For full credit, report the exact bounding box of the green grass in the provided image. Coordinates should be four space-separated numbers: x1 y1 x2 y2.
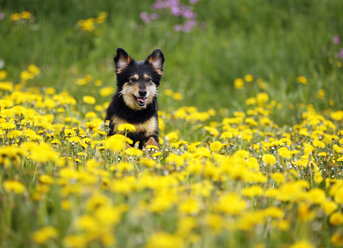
1 0 343 121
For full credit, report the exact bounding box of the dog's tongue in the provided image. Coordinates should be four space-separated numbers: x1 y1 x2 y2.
138 98 147 104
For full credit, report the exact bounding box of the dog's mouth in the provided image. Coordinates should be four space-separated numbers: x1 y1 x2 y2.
134 95 148 107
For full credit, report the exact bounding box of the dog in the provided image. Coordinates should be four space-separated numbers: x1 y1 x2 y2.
105 48 164 150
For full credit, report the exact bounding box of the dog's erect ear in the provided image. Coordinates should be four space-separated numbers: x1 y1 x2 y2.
145 49 164 75
114 48 134 74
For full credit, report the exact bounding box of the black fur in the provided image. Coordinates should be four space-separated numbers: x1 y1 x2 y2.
105 48 164 149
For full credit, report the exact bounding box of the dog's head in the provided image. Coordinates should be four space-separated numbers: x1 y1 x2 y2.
114 48 164 110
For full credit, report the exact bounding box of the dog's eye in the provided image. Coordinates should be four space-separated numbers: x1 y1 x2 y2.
130 78 138 83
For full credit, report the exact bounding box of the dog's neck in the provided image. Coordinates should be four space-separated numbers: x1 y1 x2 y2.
112 93 158 124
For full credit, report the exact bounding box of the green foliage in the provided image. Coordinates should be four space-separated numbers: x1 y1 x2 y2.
0 0 343 121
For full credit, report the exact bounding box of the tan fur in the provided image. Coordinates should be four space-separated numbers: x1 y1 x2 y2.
148 57 163 75
120 82 157 110
111 115 157 137
130 74 139 81
143 74 152 80
116 55 132 74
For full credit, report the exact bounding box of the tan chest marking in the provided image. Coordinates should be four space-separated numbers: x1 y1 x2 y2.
111 115 157 136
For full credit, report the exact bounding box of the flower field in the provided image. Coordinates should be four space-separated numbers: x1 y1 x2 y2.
1 1 343 247
1 66 343 248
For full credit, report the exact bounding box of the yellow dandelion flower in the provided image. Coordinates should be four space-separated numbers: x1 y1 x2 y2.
32 226 57 244
244 74 254 82
28 64 40 75
290 240 314 248
0 70 7 80
100 86 115 97
20 70 34 81
146 232 183 248
331 233 343 246
3 180 26 194
297 76 308 85
330 212 343 226
256 92 269 106
210 141 222 152
262 154 276 166
118 123 136 132
234 78 244 89
172 92 183 100
83 95 96 104
125 147 143 156
164 89 173 96
21 11 32 19
216 193 247 215
10 13 21 21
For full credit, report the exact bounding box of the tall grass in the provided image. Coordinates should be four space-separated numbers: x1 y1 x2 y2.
0 0 342 119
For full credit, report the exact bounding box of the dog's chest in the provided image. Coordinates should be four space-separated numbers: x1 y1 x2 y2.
111 115 157 136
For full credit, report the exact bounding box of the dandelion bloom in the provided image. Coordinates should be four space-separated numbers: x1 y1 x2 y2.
289 241 314 248
146 232 183 248
297 76 308 85
234 78 244 89
3 180 26 194
210 141 222 152
32 226 58 244
83 96 96 104
262 154 276 166
118 123 136 133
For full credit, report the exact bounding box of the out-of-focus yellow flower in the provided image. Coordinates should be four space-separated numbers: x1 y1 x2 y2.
210 141 222 152
125 147 143 157
262 154 276 166
331 233 343 246
330 212 343 226
10 13 21 21
104 134 132 152
290 240 314 248
316 89 325 99
21 11 32 19
256 92 269 106
63 235 86 248
164 89 173 96
297 76 308 85
172 92 183 100
3 180 26 194
100 87 115 97
118 123 136 132
246 97 256 105
179 198 200 215
145 232 183 248
78 18 95 32
0 70 7 80
20 70 34 81
244 74 253 82
83 96 96 104
32 226 58 244
216 193 247 215
96 12 108 24
234 78 244 89
28 65 40 75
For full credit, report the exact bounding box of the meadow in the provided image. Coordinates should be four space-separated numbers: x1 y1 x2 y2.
0 0 343 247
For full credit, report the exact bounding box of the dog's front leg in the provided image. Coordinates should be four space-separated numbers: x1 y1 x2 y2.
144 137 160 158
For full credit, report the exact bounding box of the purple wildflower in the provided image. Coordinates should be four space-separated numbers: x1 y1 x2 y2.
333 36 340 44
174 24 183 32
140 12 150 24
183 20 197 32
189 0 199 4
339 48 343 58
0 13 4 20
150 13 159 20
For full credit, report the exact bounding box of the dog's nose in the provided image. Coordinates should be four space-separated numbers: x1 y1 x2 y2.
139 89 147 97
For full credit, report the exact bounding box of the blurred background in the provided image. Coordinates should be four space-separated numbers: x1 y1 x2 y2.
0 0 342 124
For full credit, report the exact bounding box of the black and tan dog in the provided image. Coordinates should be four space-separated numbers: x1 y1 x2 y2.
105 48 164 149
